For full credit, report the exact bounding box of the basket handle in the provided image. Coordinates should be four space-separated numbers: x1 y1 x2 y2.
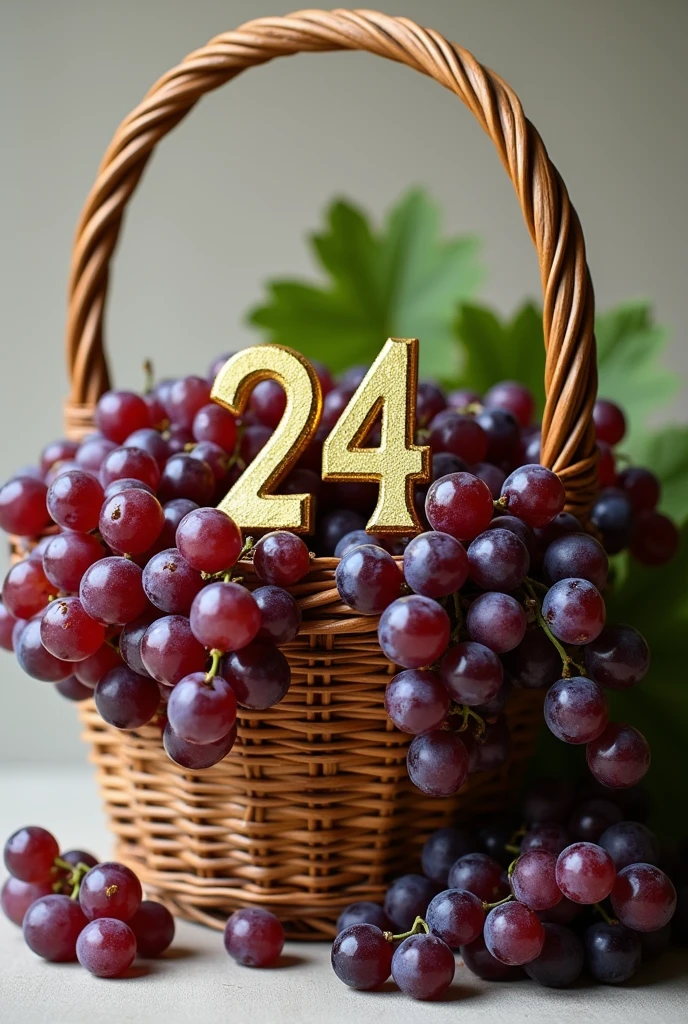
65 8 598 514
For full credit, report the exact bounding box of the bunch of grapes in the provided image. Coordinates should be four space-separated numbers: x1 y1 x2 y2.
331 776 686 998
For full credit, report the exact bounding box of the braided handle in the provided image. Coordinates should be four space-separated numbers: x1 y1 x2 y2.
65 8 598 513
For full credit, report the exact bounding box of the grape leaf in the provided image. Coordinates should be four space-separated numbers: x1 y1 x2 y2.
247 190 484 379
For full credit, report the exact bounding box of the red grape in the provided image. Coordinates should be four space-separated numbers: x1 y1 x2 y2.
336 902 391 934
416 381 446 427
253 531 311 587
23 894 87 962
2 558 52 619
484 901 544 965
467 528 530 591
100 445 160 491
610 863 676 932
0 476 51 536
331 923 392 990
80 557 149 625
176 507 242 575
142 548 204 615
426 888 484 947
1 876 54 926
544 676 609 744
460 934 523 981
163 721 236 769
159 453 215 505
466 592 527 653
403 531 468 598
511 850 562 911
484 380 535 428
586 723 651 789
141 615 207 686
192 403 238 450
124 427 169 469
76 435 118 473
542 578 606 645
249 379 287 429
128 900 175 957
76 917 137 977
253 585 301 646
224 907 284 967
617 466 660 512
407 731 469 796
384 669 449 735
42 531 105 592
16 618 73 682
440 641 503 707
378 595 450 670
501 465 566 529
55 675 94 701
429 410 488 463
425 472 494 541
593 399 626 446
47 469 104 533
190 582 261 652
4 825 59 882
167 671 237 744
40 597 106 662
74 642 122 688
166 376 212 429
335 544 401 615
555 842 616 904
95 390 150 443
99 488 164 555
79 861 142 922
630 510 680 566
391 932 455 1000
95 665 161 729
448 853 507 903
221 641 291 710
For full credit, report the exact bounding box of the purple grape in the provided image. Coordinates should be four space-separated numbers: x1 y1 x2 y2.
163 722 236 769
79 862 142 922
466 592 527 653
129 900 175 957
584 624 651 690
543 533 608 590
584 921 641 983
403 531 469 598
523 923 584 988
599 821 660 870
22 894 87 962
253 586 302 646
224 907 284 967
447 853 507 903
407 730 470 796
426 888 484 947
384 874 436 931
384 669 449 735
331 923 392 990
467 528 530 592
336 901 391 934
335 544 402 615
77 918 137 977
544 676 609 744
542 578 606 645
421 828 480 886
440 641 503 706
391 932 455 1000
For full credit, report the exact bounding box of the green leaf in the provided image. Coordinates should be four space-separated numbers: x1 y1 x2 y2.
248 190 484 377
626 425 688 525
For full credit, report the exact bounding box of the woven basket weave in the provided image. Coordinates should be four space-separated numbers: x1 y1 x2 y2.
57 9 598 938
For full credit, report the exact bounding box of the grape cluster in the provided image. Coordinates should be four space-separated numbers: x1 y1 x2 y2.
331 776 685 998
1 824 175 976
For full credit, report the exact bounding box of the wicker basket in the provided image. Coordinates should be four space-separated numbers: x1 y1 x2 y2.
56 10 599 939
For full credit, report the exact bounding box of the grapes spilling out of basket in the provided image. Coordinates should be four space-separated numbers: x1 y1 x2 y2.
332 776 687 998
0 357 679 777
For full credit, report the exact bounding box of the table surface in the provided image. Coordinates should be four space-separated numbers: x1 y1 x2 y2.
0 766 686 1024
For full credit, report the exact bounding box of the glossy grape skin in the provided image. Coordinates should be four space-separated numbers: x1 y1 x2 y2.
220 641 290 710
511 850 562 911
537 896 582 926
610 863 677 932
467 528 530 592
555 842 616 904
484 902 545 965
599 821 660 870
617 466 660 512
523 923 584 988
167 671 236 744
3 558 53 619
76 435 118 473
336 902 391 934
95 390 150 443
316 509 365 555
141 615 207 686
384 874 436 931
128 900 175 957
521 824 570 858
252 532 311 588
119 611 160 676
40 597 106 662
248 378 286 429
100 445 160 491
475 408 520 463
584 921 641 984
544 676 609 745
23 894 87 962
192 402 238 450
55 675 94 702
163 722 236 769
79 862 142 922
522 778 576 826
473 462 507 500
425 472 494 541
407 730 469 796
590 489 635 554
501 465 566 528
76 917 137 977
630 510 680 566
584 624 651 690
416 381 447 427
224 907 284 967
74 642 123 688
42 531 104 593
80 557 149 626
473 674 514 717
504 629 561 690
4 825 59 882
543 533 609 590
391 932 455 1000
586 723 651 789
142 548 204 615
567 799 623 843
0 475 51 536
402 531 469 598
189 582 261 652
99 488 165 556
466 593 527 653
335 545 401 615
333 529 379 558
484 380 535 428
16 618 73 682
47 469 104 533
440 641 503 707
378 595 450 670
429 410 488 463
165 376 212 429
426 888 484 947
331 923 392 990
158 453 215 505
94 665 161 730
542 578 606 645
40 438 80 473
421 828 480 887
448 853 508 903
384 669 449 735
1 876 53 926
460 934 523 981
175 507 242 575
123 427 169 469
593 398 626 446
253 586 302 646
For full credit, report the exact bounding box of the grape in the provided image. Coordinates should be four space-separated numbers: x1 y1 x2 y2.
175 507 242 575
416 381 446 427
119 611 160 676
253 585 301 646
79 861 142 922
521 824 570 857
407 730 469 796
1 876 53 926
460 934 523 981
253 531 311 587
597 441 617 487
590 488 635 554
40 438 80 473
336 902 390 934
543 533 609 590
16 618 73 682
248 379 286 429
425 472 494 541
421 828 480 886
618 466 660 512
510 850 562 910
567 799 623 842
22 894 87 962
334 530 380 558
523 922 584 988
3 558 52 619
402 531 469 598
95 665 161 729
208 352 234 380
466 593 526 653
384 669 449 735
586 723 651 789
141 615 207 686
167 671 236 743
100 445 160 491
467 528 530 591
472 462 507 499
440 641 503 706
599 821 660 870
593 398 626 446
159 453 215 505
484 901 545 965
190 582 261 652
331 923 392 990
426 888 484 947
166 376 212 429
429 410 488 463
163 722 236 769
484 380 535 428
76 435 117 473
126 900 175 958
42 531 104 592
384 874 436 931
57 849 99 877
391 932 455 1000
475 408 520 463
80 557 149 625
27 535 54 563
74 642 122 688
555 842 616 903
503 628 561 689
4 825 59 882
103 477 155 500
544 676 609 745
335 545 401 615
315 509 365 555
631 510 680 566
537 896 582 925
56 675 94 701
447 853 507 903
501 465 566 529
522 778 576 825
222 642 291 710
431 452 467 481
377 596 450 669
95 390 150 443
477 819 515 867
533 511 583 551
472 673 513 716
0 476 51 536
188 441 230 486
124 427 169 469
40 597 106 662
240 424 272 465
584 921 641 984
611 863 676 932
542 578 606 645
76 917 137 977
224 907 284 967
584 624 650 690
46 469 104 533
192 403 238 451
142 548 204 615
446 387 480 409
468 717 511 772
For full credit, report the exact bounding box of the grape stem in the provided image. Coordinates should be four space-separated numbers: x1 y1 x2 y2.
383 916 430 943
52 857 93 900
593 902 619 926
493 496 509 511
482 894 513 912
143 358 154 394
504 825 527 857
202 538 255 584
449 702 486 738
205 649 223 683
523 579 585 678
